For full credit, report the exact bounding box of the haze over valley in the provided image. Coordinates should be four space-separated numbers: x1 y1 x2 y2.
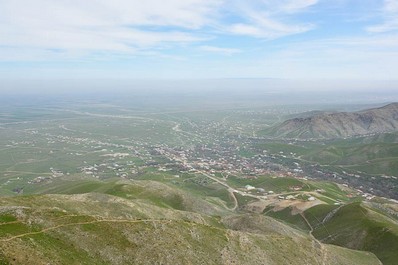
1 0 398 264
0 85 397 264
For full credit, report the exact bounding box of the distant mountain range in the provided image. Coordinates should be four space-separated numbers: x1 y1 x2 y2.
266 103 398 139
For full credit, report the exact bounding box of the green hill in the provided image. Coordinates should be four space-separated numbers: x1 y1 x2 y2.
0 186 382 265
305 202 398 265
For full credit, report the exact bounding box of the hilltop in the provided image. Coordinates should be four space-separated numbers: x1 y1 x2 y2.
265 103 398 139
0 189 382 265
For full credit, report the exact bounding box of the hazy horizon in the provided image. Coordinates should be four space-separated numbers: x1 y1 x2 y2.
1 79 398 108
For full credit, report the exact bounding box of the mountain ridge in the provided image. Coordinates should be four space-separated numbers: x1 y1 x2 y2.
266 103 398 139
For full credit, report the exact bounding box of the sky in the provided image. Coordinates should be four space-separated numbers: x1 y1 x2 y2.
0 0 398 80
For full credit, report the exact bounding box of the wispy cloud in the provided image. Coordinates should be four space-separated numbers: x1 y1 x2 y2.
367 0 398 33
0 0 220 57
0 0 320 61
0 0 397 81
274 0 319 14
224 0 318 38
199 45 241 55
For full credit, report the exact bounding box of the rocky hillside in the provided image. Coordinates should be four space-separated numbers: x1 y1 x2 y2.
266 103 398 139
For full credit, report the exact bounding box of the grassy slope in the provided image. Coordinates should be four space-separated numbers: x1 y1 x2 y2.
0 193 381 265
266 207 310 231
31 178 229 217
256 133 398 176
308 202 398 265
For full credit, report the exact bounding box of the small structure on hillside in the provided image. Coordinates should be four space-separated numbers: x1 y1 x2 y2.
245 185 256 191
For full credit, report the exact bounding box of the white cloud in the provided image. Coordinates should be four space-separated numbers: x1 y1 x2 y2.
0 0 319 61
199 45 241 55
224 0 317 38
0 0 221 58
367 21 398 33
367 0 398 33
384 0 398 13
277 0 319 14
0 0 327 64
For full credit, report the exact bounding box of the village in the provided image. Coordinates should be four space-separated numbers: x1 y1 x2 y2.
1 111 389 207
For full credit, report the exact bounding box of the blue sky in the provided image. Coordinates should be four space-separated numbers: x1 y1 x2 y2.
0 0 398 80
